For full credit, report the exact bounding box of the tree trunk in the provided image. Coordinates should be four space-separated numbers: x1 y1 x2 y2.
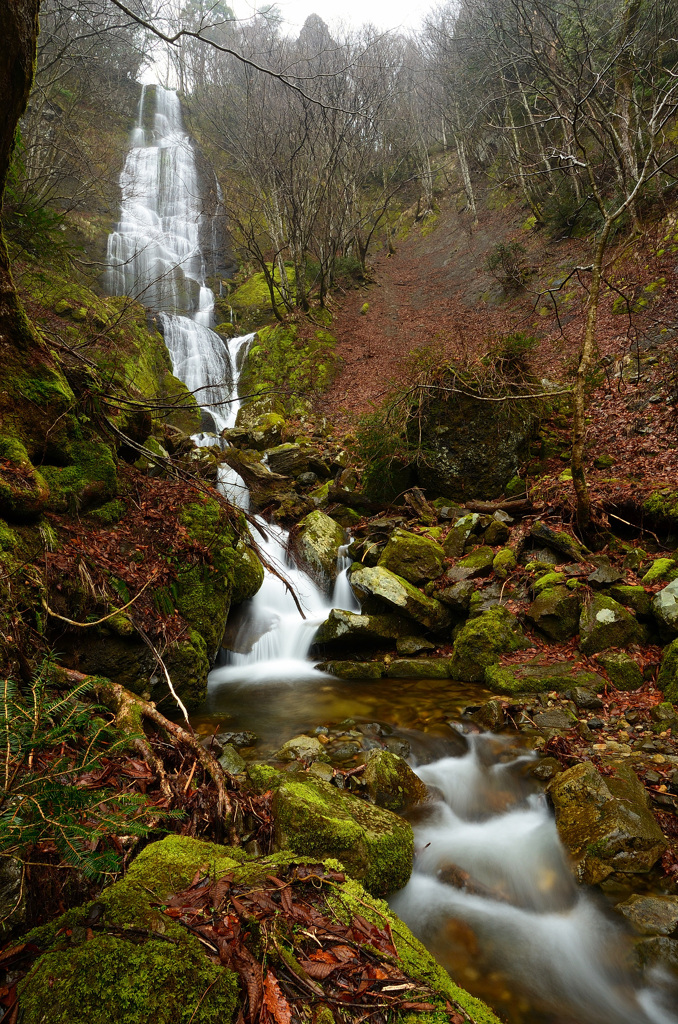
0 0 40 357
571 222 612 533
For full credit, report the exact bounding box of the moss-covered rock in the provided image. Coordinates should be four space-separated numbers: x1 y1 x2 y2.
579 594 642 654
608 584 652 619
0 436 50 520
442 514 480 558
526 586 580 641
378 528 445 584
316 660 385 679
532 572 566 595
238 322 338 416
529 521 589 563
385 658 451 679
642 558 678 585
295 509 345 581
455 546 495 577
547 762 666 885
492 547 516 578
313 609 417 647
657 638 678 702
18 836 244 1024
350 566 451 631
41 437 117 514
652 579 678 638
362 749 429 813
595 652 644 691
271 776 413 896
450 606 529 682
484 658 605 695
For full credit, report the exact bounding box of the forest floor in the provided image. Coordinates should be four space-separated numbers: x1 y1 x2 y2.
321 191 678 507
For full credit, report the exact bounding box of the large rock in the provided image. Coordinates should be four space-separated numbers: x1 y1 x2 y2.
349 565 451 631
275 734 330 763
313 609 415 647
317 660 384 679
595 651 644 691
362 749 429 812
450 606 529 682
579 594 642 654
434 578 475 614
485 658 605 695
652 579 678 638
616 895 678 936
384 658 451 679
529 522 589 563
443 514 480 557
412 385 539 500
547 762 666 885
266 443 308 476
525 586 580 641
377 528 445 584
272 776 414 896
657 638 678 702
295 509 345 581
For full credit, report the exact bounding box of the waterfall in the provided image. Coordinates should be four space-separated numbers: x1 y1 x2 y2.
108 83 357 686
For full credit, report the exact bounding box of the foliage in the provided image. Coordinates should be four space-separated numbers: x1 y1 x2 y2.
485 242 529 289
0 666 179 882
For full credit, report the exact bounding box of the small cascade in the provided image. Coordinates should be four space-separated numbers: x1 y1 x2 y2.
391 736 678 1024
331 540 360 612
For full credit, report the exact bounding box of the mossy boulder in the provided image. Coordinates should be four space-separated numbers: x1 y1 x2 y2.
0 436 50 520
652 579 678 638
493 547 516 578
595 652 644 691
442 514 480 557
271 776 414 896
657 638 678 702
434 578 474 614
526 586 580 641
316 661 385 679
41 438 118 514
484 518 511 545
450 606 529 682
362 749 429 813
296 510 345 582
547 762 666 885
642 558 678 585
608 585 652 619
350 566 451 631
532 572 566 595
313 609 417 648
377 528 445 584
18 836 243 1024
529 522 589 563
266 443 308 476
484 658 605 695
579 594 642 654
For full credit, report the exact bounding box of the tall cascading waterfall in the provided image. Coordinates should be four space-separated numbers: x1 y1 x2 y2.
107 84 357 686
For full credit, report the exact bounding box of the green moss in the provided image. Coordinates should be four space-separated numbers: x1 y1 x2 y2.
657 638 678 702
230 263 296 315
41 437 117 514
643 491 678 526
641 558 678 584
450 606 528 682
532 571 566 594
87 499 126 526
493 548 516 578
239 323 339 416
0 519 17 552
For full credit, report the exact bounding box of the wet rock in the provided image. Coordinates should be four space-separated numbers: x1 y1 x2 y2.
450 606 529 683
307 761 334 782
383 736 411 758
616 894 678 936
633 936 678 973
532 710 576 731
595 652 644 691
350 566 451 631
313 609 415 647
327 742 362 762
608 585 652 619
396 636 436 656
464 700 505 731
362 749 429 813
526 586 580 641
529 522 590 563
296 509 345 581
531 757 563 781
652 579 678 638
547 762 667 885
218 744 247 774
271 776 414 895
216 730 258 750
297 471 319 487
434 579 474 614
442 514 480 558
579 594 642 654
275 734 330 763
317 661 384 679
485 657 605 696
657 638 678 702
377 528 445 584
385 658 450 679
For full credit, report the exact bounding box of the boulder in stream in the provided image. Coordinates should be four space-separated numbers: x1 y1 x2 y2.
377 528 445 584
547 762 667 885
313 609 416 647
362 749 429 813
485 657 606 696
450 606 529 683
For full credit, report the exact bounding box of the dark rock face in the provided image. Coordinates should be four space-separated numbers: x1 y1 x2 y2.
412 391 539 500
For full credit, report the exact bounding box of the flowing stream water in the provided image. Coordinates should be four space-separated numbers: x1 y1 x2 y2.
109 84 678 1024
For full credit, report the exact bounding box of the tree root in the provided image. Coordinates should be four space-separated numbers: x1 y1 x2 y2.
61 669 234 839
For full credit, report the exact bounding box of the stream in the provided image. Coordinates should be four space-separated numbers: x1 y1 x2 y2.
108 84 678 1024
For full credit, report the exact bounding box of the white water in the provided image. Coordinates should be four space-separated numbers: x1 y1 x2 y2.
108 83 357 686
391 736 678 1024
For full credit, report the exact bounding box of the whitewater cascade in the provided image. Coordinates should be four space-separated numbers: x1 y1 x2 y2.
107 84 356 683
391 736 678 1024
